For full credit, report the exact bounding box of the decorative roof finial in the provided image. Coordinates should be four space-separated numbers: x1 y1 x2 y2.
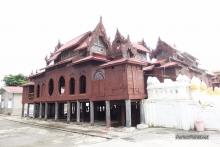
140 38 148 48
114 28 125 41
45 55 50 66
115 28 121 38
55 39 62 51
58 39 61 45
127 34 130 41
100 16 102 24
158 36 161 41
116 28 119 34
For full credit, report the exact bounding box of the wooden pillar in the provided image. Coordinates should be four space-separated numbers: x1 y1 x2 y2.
67 101 71 123
39 102 42 119
125 99 131 127
44 102 48 120
90 101 94 125
121 104 125 126
33 103 36 118
21 103 24 117
70 103 72 116
27 103 30 117
58 103 64 117
81 102 85 122
105 100 111 127
55 102 58 121
140 99 145 124
76 101 80 124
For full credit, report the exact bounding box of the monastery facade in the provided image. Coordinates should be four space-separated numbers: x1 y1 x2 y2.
22 18 214 127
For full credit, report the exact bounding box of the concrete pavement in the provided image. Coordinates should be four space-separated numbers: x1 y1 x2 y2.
1 115 220 147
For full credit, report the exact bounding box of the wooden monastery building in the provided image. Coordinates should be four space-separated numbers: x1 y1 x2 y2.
22 18 213 127
212 71 220 88
145 38 213 86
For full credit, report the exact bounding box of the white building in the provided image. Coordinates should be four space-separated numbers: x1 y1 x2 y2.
0 86 23 115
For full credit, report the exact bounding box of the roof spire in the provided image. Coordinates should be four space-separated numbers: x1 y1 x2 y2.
99 16 102 24
54 39 62 51
93 16 106 35
158 36 161 42
139 38 147 48
127 34 130 41
116 28 120 35
157 36 162 46
115 28 125 40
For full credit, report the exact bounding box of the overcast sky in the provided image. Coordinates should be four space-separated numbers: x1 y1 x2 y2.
0 0 219 86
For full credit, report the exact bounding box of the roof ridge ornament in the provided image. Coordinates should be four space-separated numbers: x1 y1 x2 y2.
94 16 105 33
116 28 120 36
158 36 161 41
45 55 49 66
115 28 125 41
54 39 63 52
88 17 110 51
156 36 163 47
127 34 130 42
140 38 148 48
100 16 102 24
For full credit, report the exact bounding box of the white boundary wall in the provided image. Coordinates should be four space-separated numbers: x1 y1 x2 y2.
145 75 220 131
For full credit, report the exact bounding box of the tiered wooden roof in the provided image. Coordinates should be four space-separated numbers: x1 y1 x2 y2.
45 17 111 67
111 29 150 54
151 38 200 69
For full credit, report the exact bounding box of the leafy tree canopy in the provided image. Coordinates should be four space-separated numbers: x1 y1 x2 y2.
3 74 28 86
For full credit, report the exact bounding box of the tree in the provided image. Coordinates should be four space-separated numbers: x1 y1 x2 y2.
3 74 28 86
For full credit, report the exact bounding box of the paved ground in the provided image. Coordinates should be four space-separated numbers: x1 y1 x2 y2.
0 115 220 147
82 128 220 147
0 117 107 147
